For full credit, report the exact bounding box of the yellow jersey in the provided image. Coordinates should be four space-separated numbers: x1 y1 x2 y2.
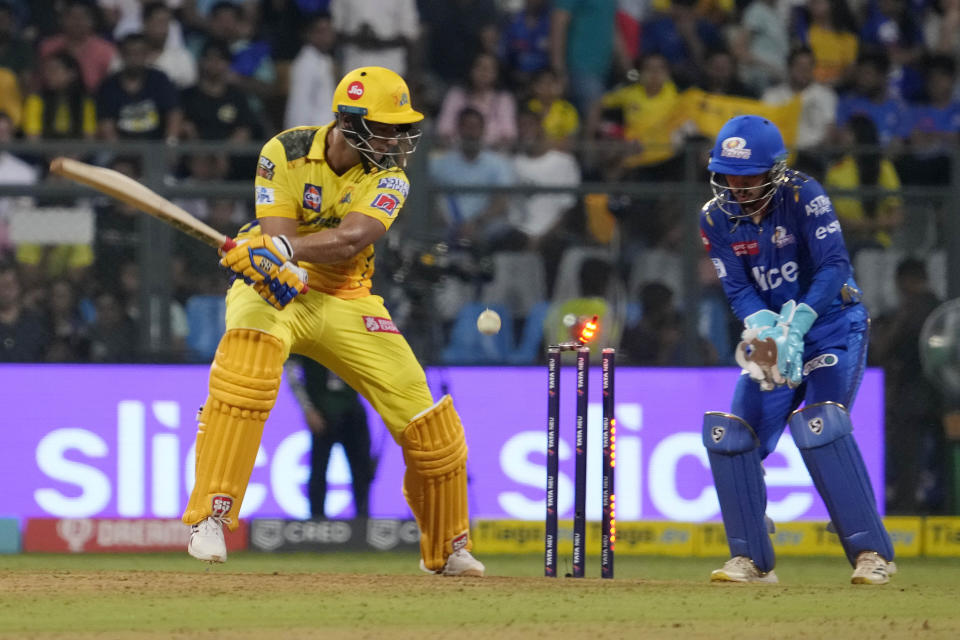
246 123 411 299
601 81 679 167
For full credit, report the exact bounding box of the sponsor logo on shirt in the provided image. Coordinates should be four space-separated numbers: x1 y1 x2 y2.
700 229 711 251
363 316 400 334
772 225 795 248
720 136 751 159
255 186 275 204
347 81 364 99
732 240 760 256
711 257 727 278
376 177 410 198
303 184 323 212
339 187 354 204
257 156 275 180
815 220 841 240
751 261 798 291
370 193 400 217
804 194 832 216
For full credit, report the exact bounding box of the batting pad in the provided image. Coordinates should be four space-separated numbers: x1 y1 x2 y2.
182 329 284 531
702 411 775 572
399 395 471 571
788 402 894 565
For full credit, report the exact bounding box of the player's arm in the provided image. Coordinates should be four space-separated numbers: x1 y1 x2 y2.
795 181 849 315
261 211 387 264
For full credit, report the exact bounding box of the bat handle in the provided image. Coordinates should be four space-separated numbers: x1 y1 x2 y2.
221 237 237 252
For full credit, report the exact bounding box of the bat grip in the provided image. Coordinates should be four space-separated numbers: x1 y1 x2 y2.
221 237 237 252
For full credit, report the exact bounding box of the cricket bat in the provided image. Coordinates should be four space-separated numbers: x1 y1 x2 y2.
49 156 236 252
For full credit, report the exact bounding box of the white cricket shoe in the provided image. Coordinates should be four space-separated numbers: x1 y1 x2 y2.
710 556 778 583
419 549 485 577
188 517 228 563
851 551 897 585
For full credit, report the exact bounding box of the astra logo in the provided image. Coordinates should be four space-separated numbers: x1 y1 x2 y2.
751 261 798 291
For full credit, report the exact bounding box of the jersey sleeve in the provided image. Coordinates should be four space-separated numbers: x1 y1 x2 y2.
351 169 411 231
700 204 768 323
253 136 301 220
794 178 850 314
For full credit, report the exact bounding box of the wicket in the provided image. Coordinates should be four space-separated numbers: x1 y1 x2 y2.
545 344 616 579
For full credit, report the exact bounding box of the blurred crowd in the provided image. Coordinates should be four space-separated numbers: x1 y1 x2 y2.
0 0 958 511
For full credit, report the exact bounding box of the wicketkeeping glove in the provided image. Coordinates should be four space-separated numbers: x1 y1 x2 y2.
734 309 781 390
756 300 818 387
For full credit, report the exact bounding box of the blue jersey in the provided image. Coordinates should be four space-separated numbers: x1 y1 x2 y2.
700 170 863 342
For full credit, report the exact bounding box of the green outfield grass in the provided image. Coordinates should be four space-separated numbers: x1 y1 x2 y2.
1 553 959 639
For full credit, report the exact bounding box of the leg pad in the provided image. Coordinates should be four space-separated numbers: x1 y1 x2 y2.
788 402 893 564
399 395 470 571
182 329 284 530
703 411 775 572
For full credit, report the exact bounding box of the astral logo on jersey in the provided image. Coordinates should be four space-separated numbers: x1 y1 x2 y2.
302 184 322 212
370 193 400 216
376 177 410 198
720 137 751 159
804 194 832 217
731 240 759 256
751 261 798 291
347 81 364 99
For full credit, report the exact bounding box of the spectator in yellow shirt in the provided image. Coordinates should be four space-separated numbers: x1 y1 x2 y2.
825 114 904 254
22 51 96 140
526 68 579 151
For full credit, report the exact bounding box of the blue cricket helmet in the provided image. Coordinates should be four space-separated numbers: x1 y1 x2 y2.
708 115 789 218
708 115 787 175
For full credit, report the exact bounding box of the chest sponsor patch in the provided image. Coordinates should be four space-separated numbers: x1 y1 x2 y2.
377 177 410 198
370 193 400 217
363 316 400 334
257 156 275 180
731 240 760 256
802 353 839 376
255 186 275 204
303 184 323 212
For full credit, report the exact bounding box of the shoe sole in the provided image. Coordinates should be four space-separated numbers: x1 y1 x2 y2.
710 571 778 584
188 547 226 564
443 568 485 577
851 575 889 585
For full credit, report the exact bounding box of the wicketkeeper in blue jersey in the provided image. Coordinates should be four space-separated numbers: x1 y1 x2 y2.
699 115 896 585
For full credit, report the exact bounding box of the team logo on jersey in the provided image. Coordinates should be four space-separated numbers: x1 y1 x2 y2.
347 81 365 99
377 177 410 198
802 353 838 376
772 225 795 248
370 193 400 216
339 186 354 204
720 136 751 159
731 240 759 256
255 186 275 204
303 184 323 212
363 316 400 334
700 229 711 251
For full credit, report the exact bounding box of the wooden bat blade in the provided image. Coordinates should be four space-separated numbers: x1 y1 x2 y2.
49 157 235 251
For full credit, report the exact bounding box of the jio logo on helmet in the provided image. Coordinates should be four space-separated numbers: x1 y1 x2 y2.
347 81 365 99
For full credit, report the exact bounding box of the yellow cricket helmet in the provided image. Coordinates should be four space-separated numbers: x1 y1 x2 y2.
331 66 424 125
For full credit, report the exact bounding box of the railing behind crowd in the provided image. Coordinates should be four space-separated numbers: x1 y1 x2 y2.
1 139 959 367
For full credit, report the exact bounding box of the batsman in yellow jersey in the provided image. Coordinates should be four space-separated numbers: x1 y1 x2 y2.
181 66 485 577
